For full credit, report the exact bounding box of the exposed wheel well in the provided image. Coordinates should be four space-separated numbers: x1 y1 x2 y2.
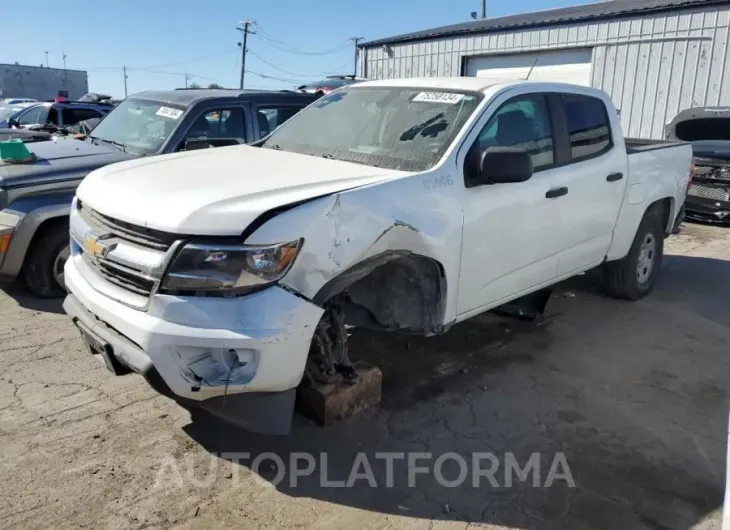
313 251 447 335
646 198 673 236
22 216 69 270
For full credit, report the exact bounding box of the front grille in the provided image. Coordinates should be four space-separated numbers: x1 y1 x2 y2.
688 183 730 202
82 254 155 297
76 201 176 301
78 201 177 251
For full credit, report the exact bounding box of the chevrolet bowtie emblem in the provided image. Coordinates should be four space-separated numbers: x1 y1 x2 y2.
83 232 115 259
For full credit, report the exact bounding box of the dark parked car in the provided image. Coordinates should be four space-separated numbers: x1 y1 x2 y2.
4 100 113 133
0 102 37 128
0 88 320 297
296 74 366 95
667 107 730 224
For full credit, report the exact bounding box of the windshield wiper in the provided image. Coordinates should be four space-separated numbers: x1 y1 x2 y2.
400 113 446 141
319 153 336 160
264 143 282 150
88 135 127 152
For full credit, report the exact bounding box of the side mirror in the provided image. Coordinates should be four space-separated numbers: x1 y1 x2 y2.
7 118 19 128
184 138 211 151
480 147 534 184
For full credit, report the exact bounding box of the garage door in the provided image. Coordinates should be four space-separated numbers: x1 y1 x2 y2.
465 49 593 87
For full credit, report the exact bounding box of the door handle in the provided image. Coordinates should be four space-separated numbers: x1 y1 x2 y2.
545 186 568 199
606 172 624 182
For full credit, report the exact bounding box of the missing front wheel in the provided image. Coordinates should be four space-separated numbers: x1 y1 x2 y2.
304 295 358 386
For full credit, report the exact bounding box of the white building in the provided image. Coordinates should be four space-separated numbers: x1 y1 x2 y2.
359 0 730 139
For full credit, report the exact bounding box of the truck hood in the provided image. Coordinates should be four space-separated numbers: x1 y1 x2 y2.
0 139 134 189
76 144 405 235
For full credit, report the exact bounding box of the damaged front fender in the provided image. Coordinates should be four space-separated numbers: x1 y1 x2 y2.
244 176 464 329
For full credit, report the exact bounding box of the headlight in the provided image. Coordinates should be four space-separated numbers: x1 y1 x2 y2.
161 239 302 294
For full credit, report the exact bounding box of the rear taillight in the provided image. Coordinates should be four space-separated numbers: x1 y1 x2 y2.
687 162 694 192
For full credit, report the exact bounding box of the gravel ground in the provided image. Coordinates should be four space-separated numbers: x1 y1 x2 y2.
0 222 728 530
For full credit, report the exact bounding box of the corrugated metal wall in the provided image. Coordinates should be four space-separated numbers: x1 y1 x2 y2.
0 65 88 101
361 4 730 138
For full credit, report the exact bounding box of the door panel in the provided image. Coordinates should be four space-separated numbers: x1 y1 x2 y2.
553 93 628 275
457 93 564 315
458 170 564 314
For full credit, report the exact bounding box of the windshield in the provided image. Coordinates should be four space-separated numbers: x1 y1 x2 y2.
263 87 483 171
88 98 185 155
0 105 25 121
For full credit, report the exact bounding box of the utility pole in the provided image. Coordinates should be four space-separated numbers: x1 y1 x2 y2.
472 1 486 19
123 66 128 98
349 37 364 77
62 54 68 88
237 20 253 89
184 73 190 88
44 51 49 68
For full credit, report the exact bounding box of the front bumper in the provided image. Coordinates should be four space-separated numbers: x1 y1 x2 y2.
685 195 730 223
685 179 730 223
63 255 323 434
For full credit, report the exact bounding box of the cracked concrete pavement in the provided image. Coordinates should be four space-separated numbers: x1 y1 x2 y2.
0 222 728 529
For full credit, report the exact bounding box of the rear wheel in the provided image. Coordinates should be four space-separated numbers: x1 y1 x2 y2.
601 211 664 300
23 224 70 298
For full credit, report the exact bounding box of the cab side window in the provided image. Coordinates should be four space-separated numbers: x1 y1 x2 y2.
477 94 555 172
476 94 555 171
561 94 612 161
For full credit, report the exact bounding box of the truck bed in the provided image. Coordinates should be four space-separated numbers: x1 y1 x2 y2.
625 138 687 154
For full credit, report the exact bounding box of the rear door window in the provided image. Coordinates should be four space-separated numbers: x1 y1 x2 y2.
561 94 612 161
61 108 103 126
255 106 305 138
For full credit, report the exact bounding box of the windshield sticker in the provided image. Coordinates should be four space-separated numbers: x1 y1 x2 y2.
412 92 465 104
155 106 183 120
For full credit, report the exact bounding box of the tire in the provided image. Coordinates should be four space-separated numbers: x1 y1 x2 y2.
23 224 70 298
601 210 664 301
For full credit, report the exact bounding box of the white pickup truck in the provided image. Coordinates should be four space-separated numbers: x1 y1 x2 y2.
62 78 693 434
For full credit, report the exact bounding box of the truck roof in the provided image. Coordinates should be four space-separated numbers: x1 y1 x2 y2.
353 77 604 95
130 89 316 108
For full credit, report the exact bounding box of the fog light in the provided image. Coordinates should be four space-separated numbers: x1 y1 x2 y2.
175 346 259 389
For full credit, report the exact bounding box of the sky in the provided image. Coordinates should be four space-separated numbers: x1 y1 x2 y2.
3 0 599 98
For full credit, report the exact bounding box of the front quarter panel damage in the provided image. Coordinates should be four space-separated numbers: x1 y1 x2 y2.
245 175 464 332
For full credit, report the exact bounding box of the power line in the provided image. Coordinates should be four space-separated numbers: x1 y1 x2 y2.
245 70 302 84
82 50 238 73
127 50 238 71
131 68 221 82
247 49 353 78
252 22 350 56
